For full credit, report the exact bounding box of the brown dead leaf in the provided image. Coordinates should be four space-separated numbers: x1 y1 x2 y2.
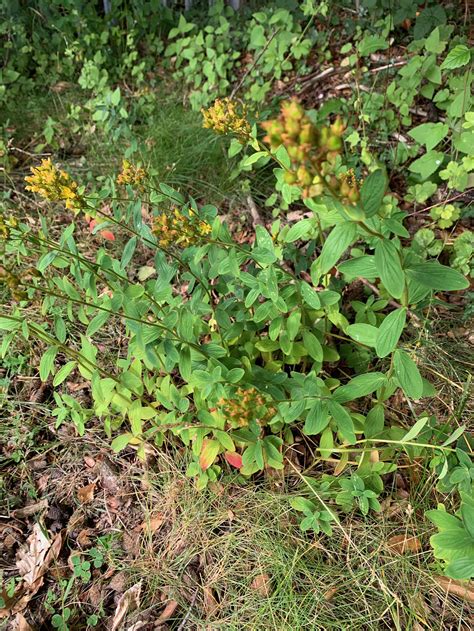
76 529 93 547
323 586 339 601
1 526 64 616
387 534 421 554
111 581 142 631
16 524 52 585
122 531 140 557
434 576 474 603
250 574 272 597
13 499 48 518
202 586 219 617
84 456 96 468
136 513 164 535
155 599 179 625
109 571 127 593
77 482 96 504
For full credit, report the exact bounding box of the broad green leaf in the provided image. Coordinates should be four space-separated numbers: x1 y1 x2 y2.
304 401 329 435
374 239 405 299
316 222 357 277
406 262 469 291
302 330 323 361
300 282 321 309
360 169 387 218
346 323 378 347
441 45 471 70
408 122 449 152
375 307 406 358
338 255 377 280
408 150 444 180
241 151 267 167
39 346 59 382
328 401 356 444
52 361 76 387
319 427 334 458
86 310 110 337
111 433 133 453
365 404 385 438
290 497 316 513
274 144 291 169
0 317 19 331
284 219 313 243
332 372 386 404
445 558 474 580
426 510 464 531
393 349 424 399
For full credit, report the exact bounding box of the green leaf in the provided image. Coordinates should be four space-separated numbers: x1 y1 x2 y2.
408 123 449 152
284 219 313 243
441 425 466 447
302 330 323 361
374 240 405 299
241 151 268 167
393 349 424 399
86 310 110 337
375 308 407 358
426 510 464 531
300 282 321 309
400 416 428 442
445 558 474 580
441 45 471 70
360 170 387 218
39 346 59 382
365 404 385 438
406 262 469 291
332 372 386 404
304 401 329 435
328 401 356 444
274 144 291 169
338 255 377 280
316 222 357 277
409 150 444 180
53 361 76 387
290 497 316 513
346 323 379 347
111 433 132 453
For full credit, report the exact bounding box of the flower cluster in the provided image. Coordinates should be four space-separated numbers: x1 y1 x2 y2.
152 207 211 249
218 387 276 429
117 160 146 187
202 98 251 142
261 99 357 201
25 159 82 211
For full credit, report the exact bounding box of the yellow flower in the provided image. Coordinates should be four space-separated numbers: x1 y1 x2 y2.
152 207 211 249
202 98 251 141
25 159 82 211
117 159 146 187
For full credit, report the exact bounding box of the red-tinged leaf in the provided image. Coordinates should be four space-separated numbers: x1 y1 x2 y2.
89 219 98 232
199 439 220 471
100 230 115 241
224 451 243 468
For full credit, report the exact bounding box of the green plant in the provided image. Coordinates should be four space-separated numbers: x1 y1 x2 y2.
426 493 474 579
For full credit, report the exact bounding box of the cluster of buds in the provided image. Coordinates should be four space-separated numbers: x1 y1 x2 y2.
25 159 83 211
217 387 276 430
0 212 18 241
152 207 211 249
117 159 146 187
261 99 358 202
0 265 41 302
202 98 251 142
338 168 360 204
